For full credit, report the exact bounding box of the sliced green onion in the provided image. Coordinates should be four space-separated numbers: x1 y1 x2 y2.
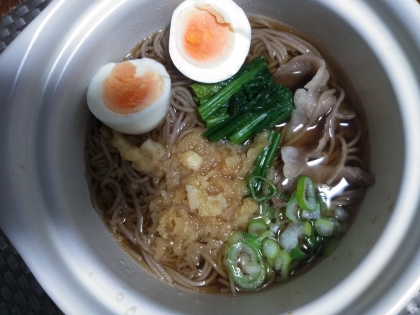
260 205 283 234
273 250 292 281
277 191 291 202
242 232 263 251
265 261 274 280
248 175 278 202
249 131 281 192
268 221 281 234
257 230 276 243
227 241 267 290
297 176 318 212
249 181 290 205
290 245 308 260
285 192 298 222
278 223 301 251
335 206 349 223
304 235 319 249
315 218 334 237
262 238 281 260
259 202 271 216
228 231 243 246
259 203 273 224
301 204 321 220
248 218 268 236
300 221 312 237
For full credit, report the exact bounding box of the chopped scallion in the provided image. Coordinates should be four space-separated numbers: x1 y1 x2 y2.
262 238 281 260
314 218 334 237
297 176 319 212
226 241 267 290
290 245 308 260
285 192 298 222
248 218 268 236
273 250 292 281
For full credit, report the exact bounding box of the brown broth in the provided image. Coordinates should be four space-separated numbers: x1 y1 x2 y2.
87 14 373 295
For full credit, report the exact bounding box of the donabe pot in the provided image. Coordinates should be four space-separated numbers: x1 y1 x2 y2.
1 0 420 314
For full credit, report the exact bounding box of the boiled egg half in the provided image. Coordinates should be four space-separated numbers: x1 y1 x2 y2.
169 0 251 83
87 58 171 134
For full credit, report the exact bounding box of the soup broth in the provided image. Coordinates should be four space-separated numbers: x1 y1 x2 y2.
85 15 373 294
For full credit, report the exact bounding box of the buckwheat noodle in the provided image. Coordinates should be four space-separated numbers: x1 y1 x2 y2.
85 16 371 294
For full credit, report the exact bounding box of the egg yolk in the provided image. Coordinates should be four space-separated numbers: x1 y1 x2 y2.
102 61 163 115
183 7 232 62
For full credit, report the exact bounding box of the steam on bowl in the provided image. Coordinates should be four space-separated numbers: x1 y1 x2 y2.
1 0 420 314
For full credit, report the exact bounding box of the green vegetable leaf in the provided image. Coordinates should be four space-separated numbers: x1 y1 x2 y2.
197 56 295 144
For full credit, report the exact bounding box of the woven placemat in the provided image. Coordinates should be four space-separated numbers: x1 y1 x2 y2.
1 0 420 314
1 1 62 313
0 231 62 315
0 0 51 54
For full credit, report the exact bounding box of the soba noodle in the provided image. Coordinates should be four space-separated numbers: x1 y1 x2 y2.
85 15 373 294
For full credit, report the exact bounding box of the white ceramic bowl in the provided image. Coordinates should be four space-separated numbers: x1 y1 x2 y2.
1 0 420 314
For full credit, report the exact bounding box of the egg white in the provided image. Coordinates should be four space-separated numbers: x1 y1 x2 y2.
169 0 251 83
87 58 171 135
